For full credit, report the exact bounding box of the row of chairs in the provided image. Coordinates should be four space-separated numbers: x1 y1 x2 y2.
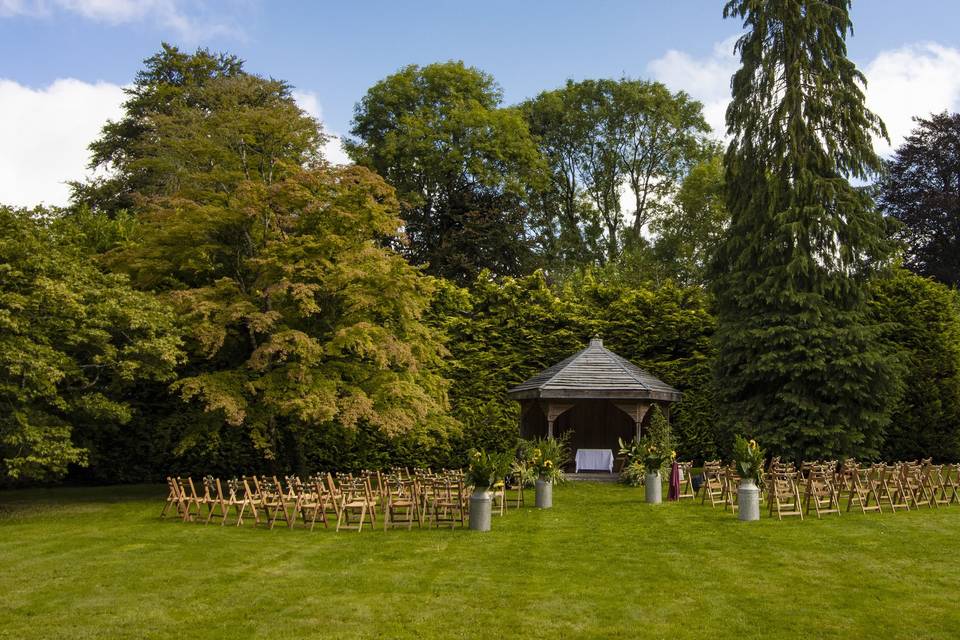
162 468 526 532
698 458 960 520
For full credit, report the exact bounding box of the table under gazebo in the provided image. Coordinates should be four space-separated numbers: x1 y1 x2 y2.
506 337 682 473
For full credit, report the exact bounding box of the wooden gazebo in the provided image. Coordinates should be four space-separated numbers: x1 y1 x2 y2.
507 338 681 465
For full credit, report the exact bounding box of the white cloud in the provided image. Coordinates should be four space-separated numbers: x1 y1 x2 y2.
0 0 238 41
0 80 348 208
0 78 125 208
292 89 351 166
647 35 740 138
648 37 960 156
863 43 960 154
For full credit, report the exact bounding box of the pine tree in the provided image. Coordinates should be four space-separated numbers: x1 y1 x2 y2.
711 0 901 460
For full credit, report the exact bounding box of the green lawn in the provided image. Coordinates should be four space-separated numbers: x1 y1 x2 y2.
1 482 959 639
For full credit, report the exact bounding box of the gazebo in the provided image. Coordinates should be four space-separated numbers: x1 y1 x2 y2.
507 337 682 472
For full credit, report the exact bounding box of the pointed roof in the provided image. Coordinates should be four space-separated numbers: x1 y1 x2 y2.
506 338 682 402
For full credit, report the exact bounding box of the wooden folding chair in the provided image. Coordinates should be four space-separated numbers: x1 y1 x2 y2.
337 477 376 532
768 471 804 520
431 478 467 528
504 474 526 509
804 467 841 518
901 463 931 509
161 476 186 519
677 462 695 500
258 476 294 529
876 464 911 512
926 464 951 508
721 466 740 513
700 461 724 507
288 476 329 531
384 478 421 530
845 465 882 514
236 476 263 526
202 476 230 524
942 465 960 505
175 477 204 522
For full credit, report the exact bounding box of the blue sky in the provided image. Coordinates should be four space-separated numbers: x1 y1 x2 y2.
3 0 960 206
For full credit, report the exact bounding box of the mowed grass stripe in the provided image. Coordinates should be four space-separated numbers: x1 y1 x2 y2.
1 483 958 639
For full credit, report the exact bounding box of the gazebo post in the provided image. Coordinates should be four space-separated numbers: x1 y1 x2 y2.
541 400 574 441
614 401 650 443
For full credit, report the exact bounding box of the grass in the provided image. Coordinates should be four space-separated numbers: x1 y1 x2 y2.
1 482 959 639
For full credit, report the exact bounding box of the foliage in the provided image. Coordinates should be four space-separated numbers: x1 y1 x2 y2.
620 460 647 487
73 43 321 215
711 0 901 460
638 437 674 476
524 434 571 483
732 434 764 483
0 207 184 481
877 111 960 288
872 269 960 461
83 46 456 473
465 448 513 488
522 78 711 267
617 433 649 486
650 149 729 286
347 61 547 284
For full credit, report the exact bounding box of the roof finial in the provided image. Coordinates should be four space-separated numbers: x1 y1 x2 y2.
589 336 603 348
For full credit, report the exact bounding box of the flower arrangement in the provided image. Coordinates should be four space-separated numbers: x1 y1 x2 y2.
522 434 571 484
465 449 513 489
732 435 765 483
617 437 645 486
639 436 675 476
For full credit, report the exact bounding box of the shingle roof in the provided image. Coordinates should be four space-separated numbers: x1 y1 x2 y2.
506 338 682 402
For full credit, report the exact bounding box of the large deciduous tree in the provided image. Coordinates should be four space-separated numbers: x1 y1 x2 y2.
522 79 709 268
346 62 547 284
650 149 729 286
878 112 960 288
711 0 900 460
0 207 183 481
95 47 454 469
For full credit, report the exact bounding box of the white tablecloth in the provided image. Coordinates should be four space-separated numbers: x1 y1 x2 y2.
575 449 614 473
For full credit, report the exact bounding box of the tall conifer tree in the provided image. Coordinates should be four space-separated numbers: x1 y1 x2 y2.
711 0 900 459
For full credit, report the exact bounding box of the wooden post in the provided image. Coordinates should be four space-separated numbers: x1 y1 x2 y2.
613 401 651 443
541 400 575 441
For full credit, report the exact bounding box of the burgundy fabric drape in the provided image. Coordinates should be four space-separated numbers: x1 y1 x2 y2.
668 461 681 501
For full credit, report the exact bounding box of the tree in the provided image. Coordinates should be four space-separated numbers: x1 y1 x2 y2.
71 43 321 214
522 79 710 267
94 51 454 469
878 112 960 288
711 0 900 460
0 207 183 480
650 150 729 286
346 62 547 284
872 269 960 461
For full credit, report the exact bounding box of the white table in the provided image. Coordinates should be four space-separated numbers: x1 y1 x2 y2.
575 449 614 473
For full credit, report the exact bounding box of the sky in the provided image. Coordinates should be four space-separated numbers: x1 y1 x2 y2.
2 0 960 207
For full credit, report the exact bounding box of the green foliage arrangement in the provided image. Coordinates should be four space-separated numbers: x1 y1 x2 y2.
465 449 513 489
523 435 571 484
617 437 645 486
732 435 765 484
620 460 647 487
638 438 675 477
